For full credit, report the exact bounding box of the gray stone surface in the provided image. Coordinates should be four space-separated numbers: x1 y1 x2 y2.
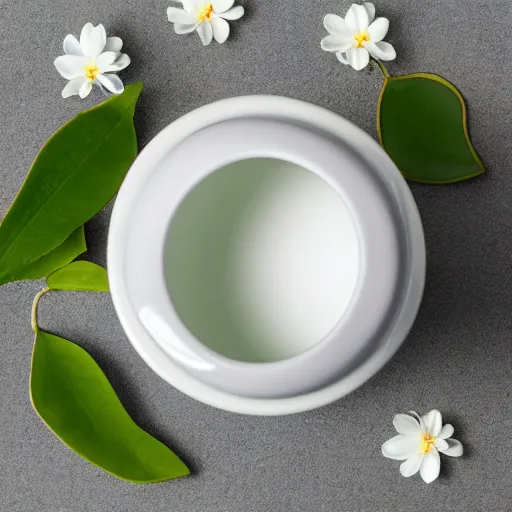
1 0 512 510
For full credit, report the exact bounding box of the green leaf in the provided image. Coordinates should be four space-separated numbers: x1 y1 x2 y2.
47 261 109 292
0 82 143 284
30 329 190 483
0 226 86 286
377 73 485 184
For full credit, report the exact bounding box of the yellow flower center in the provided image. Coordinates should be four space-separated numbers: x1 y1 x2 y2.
197 3 214 22
353 31 370 48
419 434 436 455
84 62 100 81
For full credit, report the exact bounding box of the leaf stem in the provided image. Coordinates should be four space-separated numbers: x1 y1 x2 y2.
376 60 391 79
31 287 50 333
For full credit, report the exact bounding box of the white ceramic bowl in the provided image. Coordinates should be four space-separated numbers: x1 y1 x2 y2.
108 95 425 415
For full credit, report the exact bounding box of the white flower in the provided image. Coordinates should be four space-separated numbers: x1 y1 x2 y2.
54 23 131 99
167 0 244 46
321 2 396 71
382 410 463 484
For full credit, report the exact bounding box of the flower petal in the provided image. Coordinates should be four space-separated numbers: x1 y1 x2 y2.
96 51 118 72
408 411 427 433
364 2 376 23
345 4 369 34
364 41 396 61
175 23 199 34
197 21 213 46
400 455 423 477
54 55 88 80
346 47 369 71
420 449 440 483
321 35 353 53
181 0 196 14
81 24 107 59
434 438 449 451
422 410 443 437
97 73 124 94
63 34 83 56
438 438 463 457
336 52 349 65
218 6 244 20
324 14 351 36
367 17 389 43
102 53 131 72
78 79 93 99
212 0 234 14
439 424 455 440
211 15 230 43
104 36 123 52
393 414 421 436
79 22 94 49
382 435 419 460
61 76 87 98
167 6 195 24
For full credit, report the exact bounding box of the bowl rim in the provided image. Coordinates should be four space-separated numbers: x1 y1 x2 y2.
107 95 426 416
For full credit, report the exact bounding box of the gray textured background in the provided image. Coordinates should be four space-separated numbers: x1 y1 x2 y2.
1 0 512 510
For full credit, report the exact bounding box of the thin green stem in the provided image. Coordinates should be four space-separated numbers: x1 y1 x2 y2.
376 60 390 79
31 287 50 333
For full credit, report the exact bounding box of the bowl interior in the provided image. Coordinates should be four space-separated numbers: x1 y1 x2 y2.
164 157 360 363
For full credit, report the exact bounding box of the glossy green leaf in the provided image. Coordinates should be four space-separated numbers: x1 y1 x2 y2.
0 226 86 286
47 261 109 292
0 82 143 284
377 73 485 184
30 329 190 483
